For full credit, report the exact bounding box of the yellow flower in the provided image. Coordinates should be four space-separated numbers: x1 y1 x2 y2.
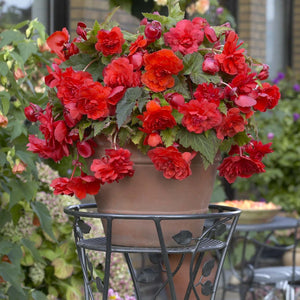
195 0 210 14
154 0 168 6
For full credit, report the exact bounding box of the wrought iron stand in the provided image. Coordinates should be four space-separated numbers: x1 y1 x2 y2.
64 203 240 300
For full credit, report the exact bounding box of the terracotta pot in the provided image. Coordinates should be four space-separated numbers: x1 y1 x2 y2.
91 136 219 247
165 253 218 300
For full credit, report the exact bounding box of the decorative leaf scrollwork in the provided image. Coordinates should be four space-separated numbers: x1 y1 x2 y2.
96 276 104 292
201 280 213 296
202 259 215 277
148 253 162 265
78 219 91 234
137 268 158 283
215 223 226 236
172 230 193 245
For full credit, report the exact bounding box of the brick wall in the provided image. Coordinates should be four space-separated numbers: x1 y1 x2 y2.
69 0 140 37
293 0 300 75
237 0 266 62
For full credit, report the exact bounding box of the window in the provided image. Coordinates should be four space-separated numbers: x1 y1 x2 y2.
266 0 292 77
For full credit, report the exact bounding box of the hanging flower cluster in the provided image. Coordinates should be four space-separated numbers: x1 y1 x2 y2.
25 0 280 199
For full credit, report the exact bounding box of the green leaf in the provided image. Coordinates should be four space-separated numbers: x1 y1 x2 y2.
31 201 56 241
172 75 190 99
17 41 37 63
218 101 228 115
21 239 44 263
39 249 60 261
93 117 110 137
161 127 178 147
0 61 9 76
26 19 46 41
9 51 24 66
0 210 11 227
116 87 142 127
61 53 92 71
142 13 169 25
234 131 251 146
32 290 47 300
0 263 24 295
0 90 11 115
10 203 23 225
212 25 232 38
9 180 38 208
0 30 25 48
7 285 27 300
52 258 74 279
183 52 203 76
176 129 220 164
0 240 14 254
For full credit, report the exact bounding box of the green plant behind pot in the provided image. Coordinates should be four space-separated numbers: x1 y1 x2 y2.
233 70 300 213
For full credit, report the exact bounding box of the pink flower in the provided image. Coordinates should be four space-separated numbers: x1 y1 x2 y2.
164 19 204 55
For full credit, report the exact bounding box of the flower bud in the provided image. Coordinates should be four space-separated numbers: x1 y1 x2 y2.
257 64 269 80
24 103 43 122
0 113 8 128
164 93 185 109
14 68 26 80
267 132 274 140
216 7 224 15
128 52 143 70
204 26 217 43
202 56 219 74
140 18 148 26
147 133 162 147
77 140 95 158
145 21 162 42
12 160 27 174
76 22 87 40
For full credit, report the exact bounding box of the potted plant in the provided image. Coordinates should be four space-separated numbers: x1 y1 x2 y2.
24 0 280 247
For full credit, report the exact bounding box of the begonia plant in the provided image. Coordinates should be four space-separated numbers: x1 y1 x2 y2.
25 0 280 200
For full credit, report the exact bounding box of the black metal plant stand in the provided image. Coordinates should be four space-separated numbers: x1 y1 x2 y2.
64 203 240 300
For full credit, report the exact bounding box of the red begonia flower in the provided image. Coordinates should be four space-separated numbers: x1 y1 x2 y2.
129 35 147 56
178 100 222 134
51 177 74 196
137 100 176 133
164 19 204 55
214 31 247 75
148 146 194 180
103 57 141 105
56 67 93 105
46 28 69 61
192 17 217 43
254 82 281 112
141 49 183 92
67 174 101 199
218 155 266 183
244 140 273 161
216 108 246 140
193 82 224 106
91 148 135 184
95 27 125 56
77 80 111 120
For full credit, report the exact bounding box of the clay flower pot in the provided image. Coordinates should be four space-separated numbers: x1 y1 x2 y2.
92 136 219 247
